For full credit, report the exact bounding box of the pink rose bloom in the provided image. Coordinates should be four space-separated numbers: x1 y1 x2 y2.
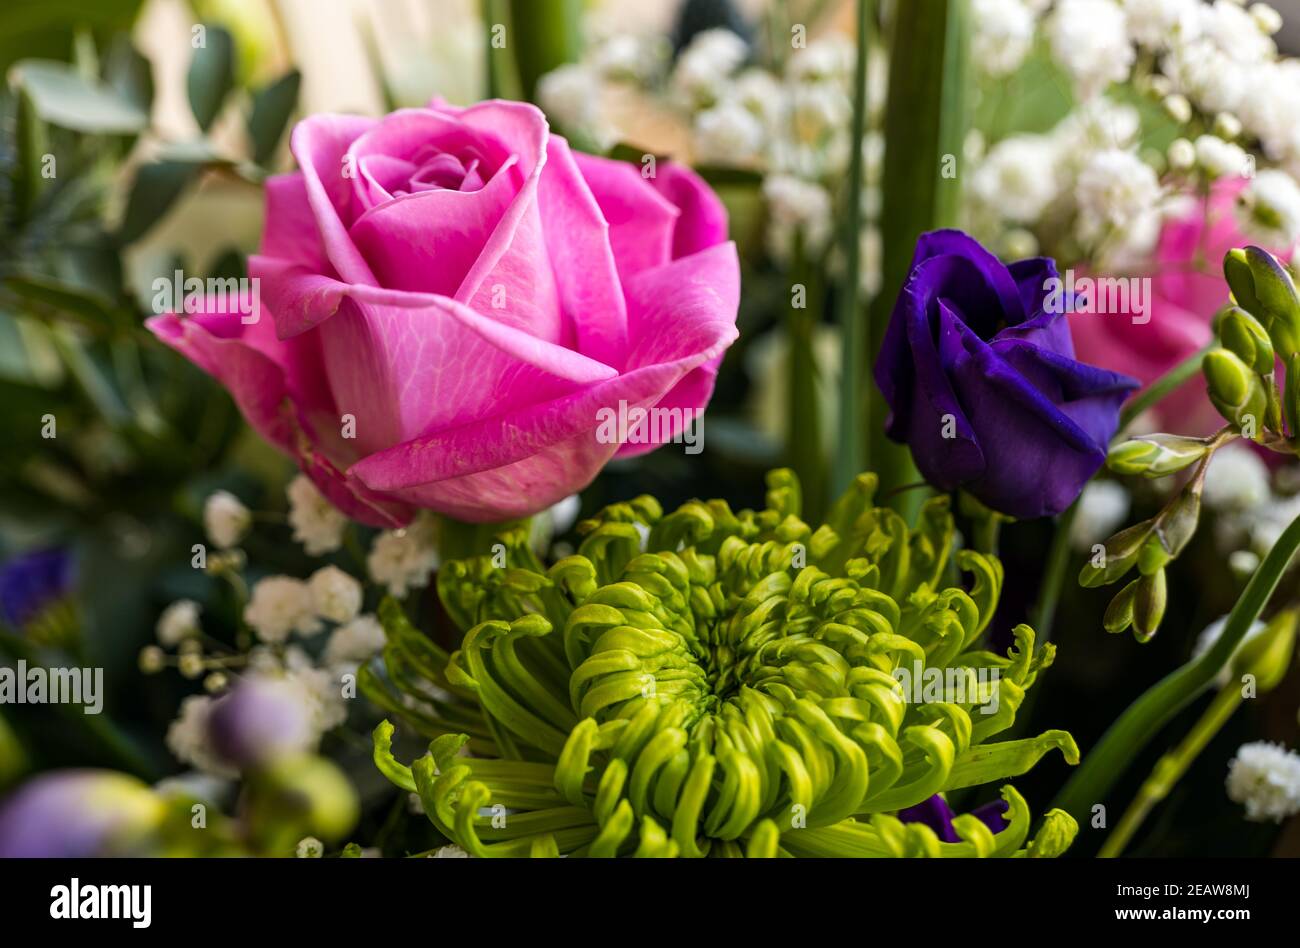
149 101 739 524
1071 181 1293 435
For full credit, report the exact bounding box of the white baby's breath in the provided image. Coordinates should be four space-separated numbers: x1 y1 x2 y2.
286 475 347 556
1226 741 1300 822
157 599 201 647
307 565 363 624
203 490 250 550
244 576 321 643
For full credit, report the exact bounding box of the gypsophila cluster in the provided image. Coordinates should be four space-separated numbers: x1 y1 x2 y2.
1226 741 1300 821
966 0 1300 267
203 490 251 550
286 475 347 556
534 28 885 289
367 512 439 597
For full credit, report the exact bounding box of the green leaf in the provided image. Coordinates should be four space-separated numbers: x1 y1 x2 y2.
12 84 49 222
116 161 201 246
102 35 153 115
2 274 123 334
247 69 300 166
186 24 234 133
9 59 146 133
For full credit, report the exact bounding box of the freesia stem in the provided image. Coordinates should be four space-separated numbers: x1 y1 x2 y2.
1030 343 1215 641
1098 683 1241 858
1118 343 1214 432
1050 511 1300 826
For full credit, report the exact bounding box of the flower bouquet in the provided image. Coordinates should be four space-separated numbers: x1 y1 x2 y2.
1 0 1299 882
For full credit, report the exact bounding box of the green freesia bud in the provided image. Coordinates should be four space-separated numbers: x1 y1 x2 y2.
1079 519 1154 588
1103 579 1138 634
1138 484 1203 580
1224 246 1300 359
1132 568 1167 642
1230 609 1297 691
1285 352 1300 440
1217 306 1276 375
1107 433 1208 478
1203 348 1269 438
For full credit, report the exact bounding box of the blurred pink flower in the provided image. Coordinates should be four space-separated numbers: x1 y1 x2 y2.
1070 181 1293 435
150 101 738 524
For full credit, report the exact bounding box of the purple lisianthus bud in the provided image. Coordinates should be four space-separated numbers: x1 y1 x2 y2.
898 793 1010 843
206 676 314 769
874 230 1139 518
0 769 166 857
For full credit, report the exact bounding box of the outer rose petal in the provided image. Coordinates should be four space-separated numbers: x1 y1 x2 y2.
538 135 628 368
649 162 730 259
289 114 379 285
571 151 678 280
240 268 618 457
147 309 409 527
349 243 741 521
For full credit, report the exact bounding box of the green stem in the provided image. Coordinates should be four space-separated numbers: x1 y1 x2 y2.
437 515 530 563
1119 343 1214 432
1031 500 1077 642
832 0 871 498
481 0 503 99
1050 511 1300 824
868 0 970 517
787 245 827 522
0 631 159 780
1099 683 1242 858
506 0 582 103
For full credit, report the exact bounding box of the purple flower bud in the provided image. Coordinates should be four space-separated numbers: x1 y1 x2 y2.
0 547 74 629
206 676 314 769
898 793 1009 843
0 770 165 857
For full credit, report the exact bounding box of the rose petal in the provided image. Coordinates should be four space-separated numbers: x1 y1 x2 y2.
572 151 678 281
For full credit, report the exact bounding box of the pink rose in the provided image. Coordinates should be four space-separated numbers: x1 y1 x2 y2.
1071 181 1295 435
149 101 739 524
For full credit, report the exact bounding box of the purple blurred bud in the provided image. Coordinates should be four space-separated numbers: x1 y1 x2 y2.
206 676 314 769
0 769 165 857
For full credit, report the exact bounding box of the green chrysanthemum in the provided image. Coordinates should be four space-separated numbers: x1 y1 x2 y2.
368 470 1079 857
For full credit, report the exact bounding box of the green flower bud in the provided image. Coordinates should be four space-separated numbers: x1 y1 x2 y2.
1231 609 1297 691
246 755 360 854
1224 246 1300 359
1107 434 1208 478
1155 486 1202 561
1217 306 1276 375
1203 348 1269 438
1285 352 1300 440
1132 568 1167 642
1103 579 1138 634
1079 519 1154 588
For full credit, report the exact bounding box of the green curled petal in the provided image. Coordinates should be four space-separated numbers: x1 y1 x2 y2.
745 819 781 858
